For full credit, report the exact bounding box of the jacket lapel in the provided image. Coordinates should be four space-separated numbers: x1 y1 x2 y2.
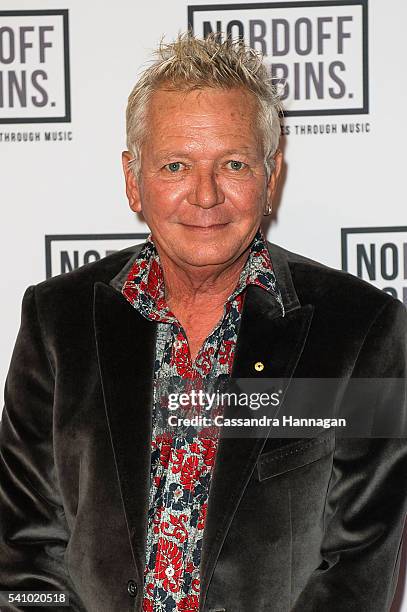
93 240 315 606
93 280 157 587
199 285 314 607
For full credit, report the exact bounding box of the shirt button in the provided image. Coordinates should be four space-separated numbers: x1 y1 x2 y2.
127 579 138 597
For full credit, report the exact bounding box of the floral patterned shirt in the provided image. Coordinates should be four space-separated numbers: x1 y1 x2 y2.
121 228 284 612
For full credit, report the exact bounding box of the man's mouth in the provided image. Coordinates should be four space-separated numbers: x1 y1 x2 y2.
180 222 229 230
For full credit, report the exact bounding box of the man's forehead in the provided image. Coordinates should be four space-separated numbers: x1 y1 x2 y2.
141 86 263 159
145 88 260 141
147 85 258 115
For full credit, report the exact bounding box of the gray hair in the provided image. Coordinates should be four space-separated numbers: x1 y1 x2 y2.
126 31 283 180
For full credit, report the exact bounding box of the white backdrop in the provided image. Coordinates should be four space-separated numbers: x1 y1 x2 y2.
0 0 406 609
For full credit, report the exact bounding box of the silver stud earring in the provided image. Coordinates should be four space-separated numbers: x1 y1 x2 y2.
264 200 272 216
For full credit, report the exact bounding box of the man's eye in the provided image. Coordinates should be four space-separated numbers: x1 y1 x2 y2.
164 162 185 173
226 160 247 171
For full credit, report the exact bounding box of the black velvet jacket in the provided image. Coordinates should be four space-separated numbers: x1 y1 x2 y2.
0 240 406 612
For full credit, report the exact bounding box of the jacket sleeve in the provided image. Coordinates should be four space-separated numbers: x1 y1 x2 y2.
291 296 407 612
0 285 85 611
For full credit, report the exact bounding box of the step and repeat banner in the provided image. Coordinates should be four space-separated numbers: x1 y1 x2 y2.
0 0 406 608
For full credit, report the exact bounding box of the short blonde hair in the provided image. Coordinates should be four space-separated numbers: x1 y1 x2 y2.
126 31 283 179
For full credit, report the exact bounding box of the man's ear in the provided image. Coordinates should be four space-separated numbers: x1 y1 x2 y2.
266 148 283 203
122 150 142 213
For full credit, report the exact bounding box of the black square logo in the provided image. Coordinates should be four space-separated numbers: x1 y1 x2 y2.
0 10 70 123
188 1 369 117
341 226 407 306
45 233 149 279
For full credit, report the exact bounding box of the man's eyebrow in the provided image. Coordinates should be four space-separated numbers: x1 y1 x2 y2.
154 150 190 158
154 147 257 158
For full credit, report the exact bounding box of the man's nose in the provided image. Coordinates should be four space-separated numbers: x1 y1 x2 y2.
189 168 224 208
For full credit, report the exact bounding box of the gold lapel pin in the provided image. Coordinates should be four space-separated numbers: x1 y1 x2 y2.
254 361 264 372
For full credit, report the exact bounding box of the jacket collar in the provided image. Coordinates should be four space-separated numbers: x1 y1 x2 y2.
119 229 286 321
109 238 301 316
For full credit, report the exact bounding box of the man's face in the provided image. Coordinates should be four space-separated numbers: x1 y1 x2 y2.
123 86 282 270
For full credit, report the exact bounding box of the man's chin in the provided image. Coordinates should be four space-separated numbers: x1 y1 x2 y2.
175 245 238 269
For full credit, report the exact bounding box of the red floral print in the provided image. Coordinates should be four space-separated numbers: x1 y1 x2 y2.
143 597 154 612
180 455 202 491
194 347 215 375
200 439 217 467
219 339 234 368
171 448 187 474
197 503 207 530
155 537 183 592
161 513 189 543
178 594 199 611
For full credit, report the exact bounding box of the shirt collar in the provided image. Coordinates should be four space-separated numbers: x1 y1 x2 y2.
121 227 285 322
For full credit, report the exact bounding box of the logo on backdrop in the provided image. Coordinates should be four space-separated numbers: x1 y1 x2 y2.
45 233 148 279
0 9 70 124
188 1 368 117
342 227 407 306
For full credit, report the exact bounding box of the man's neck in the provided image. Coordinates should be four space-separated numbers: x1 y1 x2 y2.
157 247 250 314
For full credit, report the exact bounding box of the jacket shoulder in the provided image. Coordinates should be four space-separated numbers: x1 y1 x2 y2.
268 241 403 317
27 244 144 327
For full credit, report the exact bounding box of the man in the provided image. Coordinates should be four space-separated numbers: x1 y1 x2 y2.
0 33 406 612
